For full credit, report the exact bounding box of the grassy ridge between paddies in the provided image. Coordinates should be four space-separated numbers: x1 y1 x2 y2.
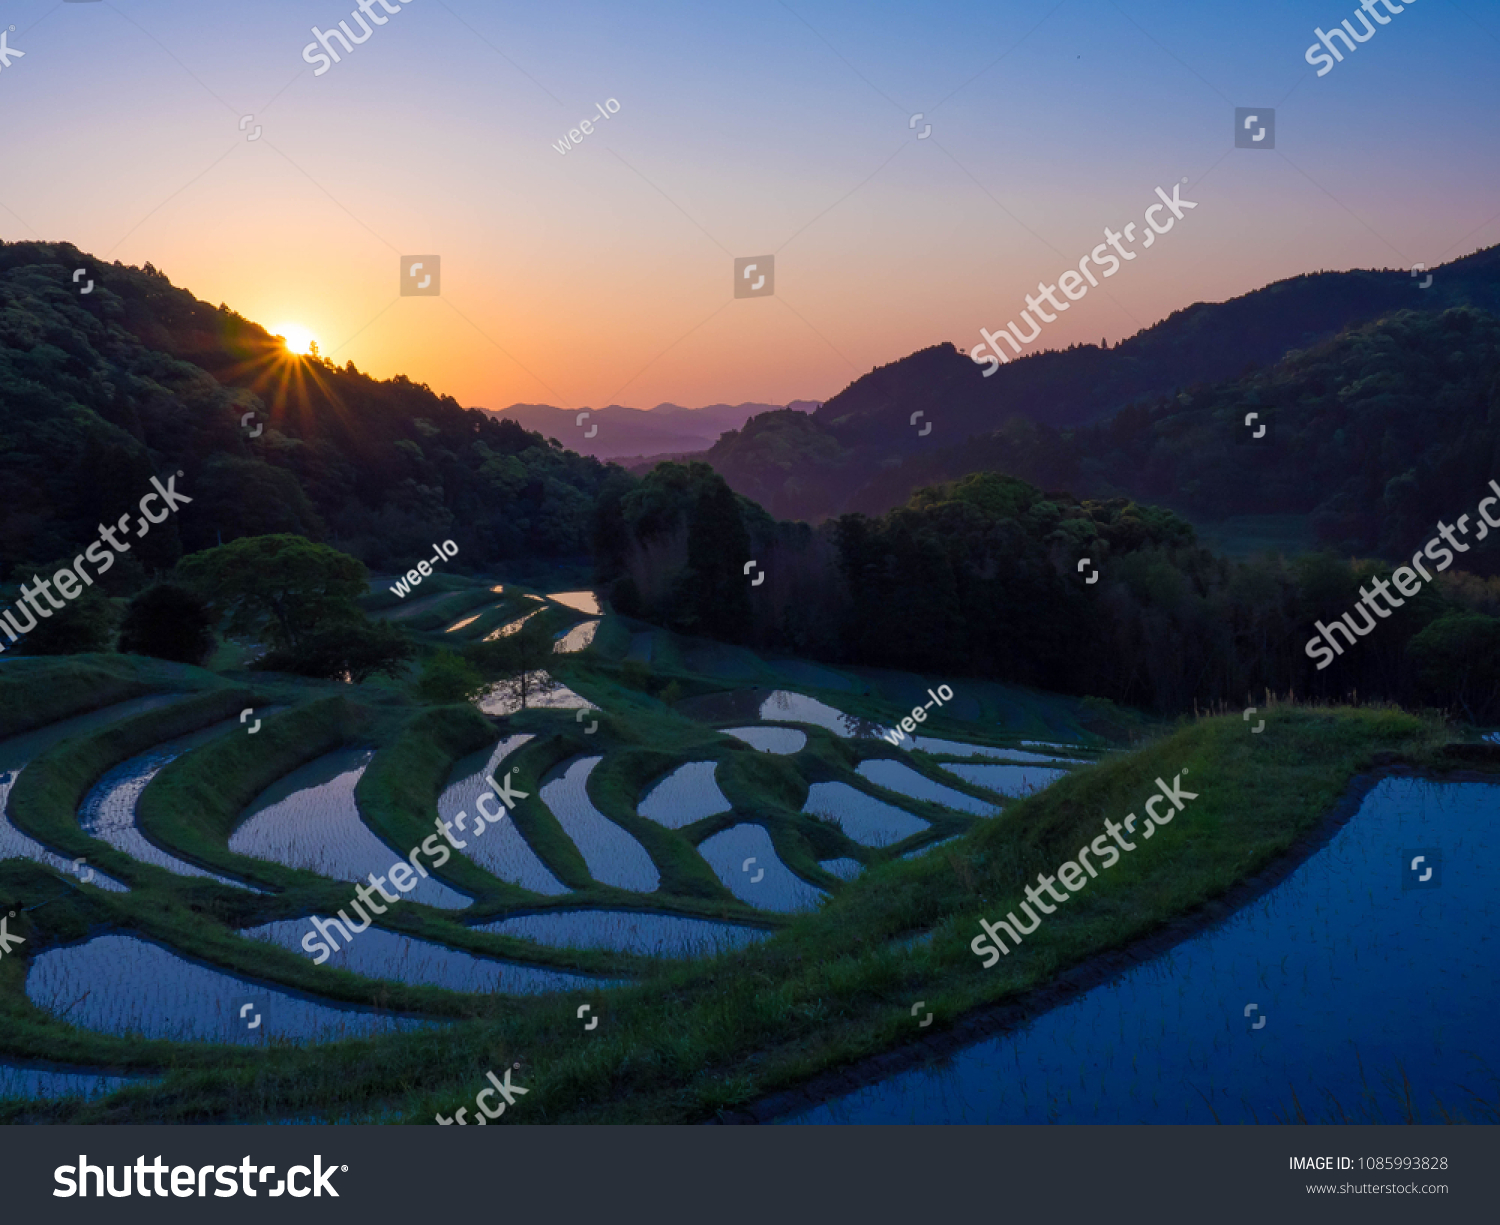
0 654 189 739
22 703 1461 1124
6 686 261 888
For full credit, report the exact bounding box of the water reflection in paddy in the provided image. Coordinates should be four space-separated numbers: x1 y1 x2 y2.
819 858 863 881
937 762 1070 798
724 726 807 754
243 919 608 994
547 591 602 615
230 748 469 909
27 934 429 1044
697 824 826 912
0 1061 143 1101
476 672 594 716
638 762 731 829
554 620 600 653
80 715 274 891
856 760 1000 816
540 757 659 892
804 782 929 847
475 909 769 958
790 777 1500 1123
0 696 181 892
438 736 568 895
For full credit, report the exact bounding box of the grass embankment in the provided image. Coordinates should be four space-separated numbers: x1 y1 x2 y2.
7 687 260 884
18 702 1464 1125
0 655 174 739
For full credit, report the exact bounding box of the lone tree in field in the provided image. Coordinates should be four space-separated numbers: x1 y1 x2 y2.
466 616 560 711
176 534 368 649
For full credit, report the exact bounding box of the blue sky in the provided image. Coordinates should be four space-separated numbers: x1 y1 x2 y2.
1 0 1495 408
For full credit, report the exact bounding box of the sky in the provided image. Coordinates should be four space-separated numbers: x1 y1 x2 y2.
1 0 1496 412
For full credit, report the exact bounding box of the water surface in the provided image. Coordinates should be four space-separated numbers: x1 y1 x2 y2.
804 782 929 847
546 591 602 615
0 1061 142 1101
938 762 1070 798
27 933 429 1044
540 757 659 892
230 748 470 909
476 672 594 715
79 715 272 892
475 909 769 957
723 727 806 754
0 695 181 893
855 760 1000 816
790 778 1500 1123
696 824 827 912
554 620 600 653
438 736 568 895
243 919 606 994
638 762 732 829
819 858 863 881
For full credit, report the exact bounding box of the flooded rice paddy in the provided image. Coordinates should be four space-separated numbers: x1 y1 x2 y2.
438 736 568 895
0 696 183 892
540 757 659 892
243 919 607 994
855 760 1001 816
637 762 732 829
937 762 1070 798
696 824 827 912
474 909 770 958
230 748 470 909
553 620 600 653
790 777 1500 1123
723 726 807 754
803 782 929 847
27 934 430 1044
546 591 602 615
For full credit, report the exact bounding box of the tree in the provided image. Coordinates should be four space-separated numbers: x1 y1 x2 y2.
1406 613 1500 722
117 583 217 665
466 618 559 711
253 618 414 684
176 535 368 648
11 591 113 656
415 651 486 704
676 475 752 640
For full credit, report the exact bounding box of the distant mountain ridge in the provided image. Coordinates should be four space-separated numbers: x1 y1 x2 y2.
485 400 819 461
696 245 1500 522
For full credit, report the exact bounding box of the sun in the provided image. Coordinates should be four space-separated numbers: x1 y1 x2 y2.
273 322 317 356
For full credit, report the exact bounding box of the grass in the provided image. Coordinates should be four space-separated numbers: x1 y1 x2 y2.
3 650 1477 1123
0 655 162 739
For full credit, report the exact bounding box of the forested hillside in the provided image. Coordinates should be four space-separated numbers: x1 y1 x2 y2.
0 241 614 582
850 308 1500 565
697 246 1500 524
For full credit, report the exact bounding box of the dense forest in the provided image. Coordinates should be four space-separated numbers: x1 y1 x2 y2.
0 241 613 583
597 463 1500 720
